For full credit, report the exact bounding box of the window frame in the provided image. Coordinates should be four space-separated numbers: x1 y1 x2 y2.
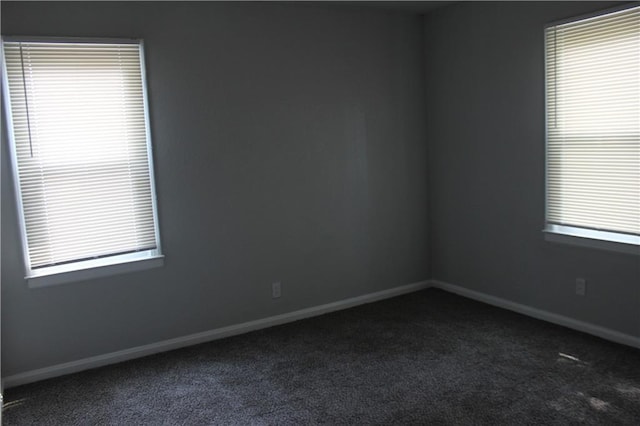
542 4 640 256
1 36 164 288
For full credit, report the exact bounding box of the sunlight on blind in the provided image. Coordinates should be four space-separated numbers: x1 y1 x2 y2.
546 6 640 237
3 41 158 268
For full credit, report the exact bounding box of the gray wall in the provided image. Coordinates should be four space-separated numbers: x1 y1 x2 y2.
424 2 640 338
1 1 429 377
3 0 638 381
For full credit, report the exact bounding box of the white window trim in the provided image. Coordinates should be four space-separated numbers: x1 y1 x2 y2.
1 36 164 288
27 253 165 288
542 4 640 256
543 225 640 256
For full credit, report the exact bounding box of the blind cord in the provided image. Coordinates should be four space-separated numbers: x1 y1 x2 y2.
18 43 34 157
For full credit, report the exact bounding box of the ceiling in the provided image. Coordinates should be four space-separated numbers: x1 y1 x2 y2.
324 1 455 14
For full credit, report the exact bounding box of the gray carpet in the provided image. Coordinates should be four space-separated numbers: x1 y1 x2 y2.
3 288 640 425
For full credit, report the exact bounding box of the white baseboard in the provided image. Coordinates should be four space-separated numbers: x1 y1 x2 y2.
6 279 637 389
429 279 640 350
3 280 431 389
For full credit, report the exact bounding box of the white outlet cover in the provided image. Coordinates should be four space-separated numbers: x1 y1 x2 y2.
272 282 281 298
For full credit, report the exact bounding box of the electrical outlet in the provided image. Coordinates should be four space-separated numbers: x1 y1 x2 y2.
575 278 587 296
272 282 281 299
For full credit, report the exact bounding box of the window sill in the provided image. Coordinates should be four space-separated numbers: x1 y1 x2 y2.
543 225 640 256
27 251 164 288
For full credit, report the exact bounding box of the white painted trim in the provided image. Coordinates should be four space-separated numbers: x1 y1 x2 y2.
2 280 430 389
28 254 164 288
429 280 640 350
7 279 636 389
543 225 640 256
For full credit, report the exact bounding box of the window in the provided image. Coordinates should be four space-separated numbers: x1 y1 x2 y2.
2 37 163 287
544 5 640 255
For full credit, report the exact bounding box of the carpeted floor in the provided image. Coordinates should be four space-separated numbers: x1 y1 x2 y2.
3 288 640 425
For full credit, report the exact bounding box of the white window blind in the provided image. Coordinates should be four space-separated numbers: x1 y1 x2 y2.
2 39 161 276
545 6 640 243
